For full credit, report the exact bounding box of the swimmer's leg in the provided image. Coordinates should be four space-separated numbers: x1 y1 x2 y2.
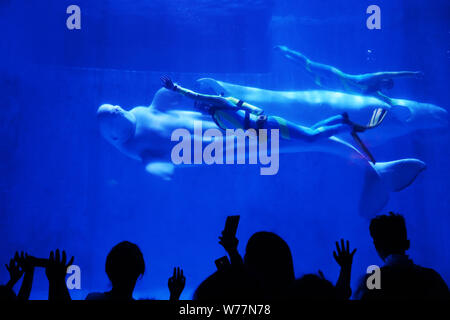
311 114 346 129
274 45 351 87
265 116 351 142
274 45 310 66
295 123 352 142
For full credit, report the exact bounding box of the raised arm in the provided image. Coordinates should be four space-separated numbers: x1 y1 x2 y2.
161 76 224 104
369 71 423 80
333 239 356 300
168 267 186 301
16 252 34 301
219 231 244 266
5 254 24 292
45 249 74 301
355 71 423 89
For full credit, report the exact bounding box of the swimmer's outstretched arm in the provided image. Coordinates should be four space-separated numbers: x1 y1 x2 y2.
356 71 423 83
160 76 264 114
161 76 224 105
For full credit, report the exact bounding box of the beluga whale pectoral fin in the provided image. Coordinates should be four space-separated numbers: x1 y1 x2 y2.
145 162 175 181
197 78 230 96
150 87 185 111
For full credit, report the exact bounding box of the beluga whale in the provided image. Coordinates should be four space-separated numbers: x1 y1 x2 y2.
197 78 448 146
97 87 426 218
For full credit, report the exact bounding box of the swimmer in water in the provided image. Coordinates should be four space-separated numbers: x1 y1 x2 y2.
274 45 423 108
161 76 364 144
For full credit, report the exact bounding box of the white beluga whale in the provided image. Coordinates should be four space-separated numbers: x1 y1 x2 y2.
197 78 448 145
97 88 426 217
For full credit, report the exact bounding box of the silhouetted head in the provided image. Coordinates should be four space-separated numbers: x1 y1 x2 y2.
380 78 394 90
369 212 410 260
105 241 145 291
97 104 136 146
244 231 295 297
288 274 338 300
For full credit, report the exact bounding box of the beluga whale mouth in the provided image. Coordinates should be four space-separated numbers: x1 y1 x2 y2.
97 104 136 145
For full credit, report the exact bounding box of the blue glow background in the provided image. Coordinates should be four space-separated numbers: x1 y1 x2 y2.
0 0 449 299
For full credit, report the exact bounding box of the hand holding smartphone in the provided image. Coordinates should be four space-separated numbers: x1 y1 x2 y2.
223 215 240 237
27 256 50 268
218 215 240 253
215 256 231 271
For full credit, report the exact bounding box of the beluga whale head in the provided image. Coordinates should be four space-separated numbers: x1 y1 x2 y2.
389 100 448 131
97 104 136 146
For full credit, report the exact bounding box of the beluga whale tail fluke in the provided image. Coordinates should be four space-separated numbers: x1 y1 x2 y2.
360 159 426 218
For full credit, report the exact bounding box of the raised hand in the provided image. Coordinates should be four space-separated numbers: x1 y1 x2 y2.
45 249 74 301
333 239 357 269
5 252 24 288
15 251 34 301
45 249 74 282
218 231 239 253
15 251 34 274
160 76 175 90
168 267 186 301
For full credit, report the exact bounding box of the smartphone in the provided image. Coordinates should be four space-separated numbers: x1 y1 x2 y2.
223 215 240 237
28 256 49 268
215 256 231 271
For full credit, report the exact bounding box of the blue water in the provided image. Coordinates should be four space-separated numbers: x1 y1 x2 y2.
1 0 449 299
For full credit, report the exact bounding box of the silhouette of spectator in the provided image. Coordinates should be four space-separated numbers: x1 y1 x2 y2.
287 239 356 300
218 229 294 299
46 249 74 301
288 273 338 300
244 232 295 299
86 241 144 301
355 212 450 300
193 221 262 300
193 265 261 301
168 267 186 301
0 251 35 301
